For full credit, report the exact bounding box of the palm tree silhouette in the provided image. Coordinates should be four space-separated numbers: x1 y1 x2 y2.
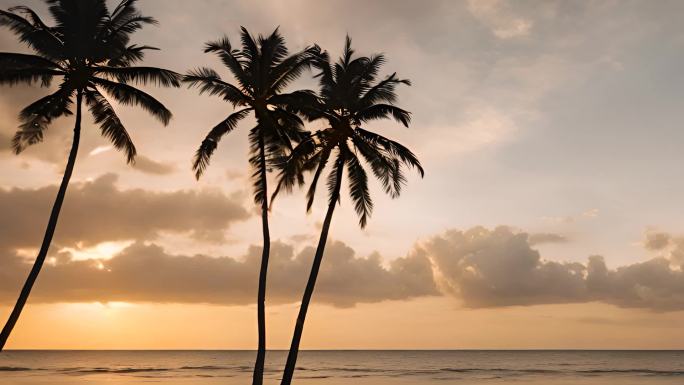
273 37 424 385
184 27 319 385
0 0 180 351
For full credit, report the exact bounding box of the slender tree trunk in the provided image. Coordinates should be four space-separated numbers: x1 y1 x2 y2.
252 132 270 385
0 90 83 352
280 158 344 385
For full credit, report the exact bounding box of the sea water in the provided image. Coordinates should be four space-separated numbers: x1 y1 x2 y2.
2 350 683 384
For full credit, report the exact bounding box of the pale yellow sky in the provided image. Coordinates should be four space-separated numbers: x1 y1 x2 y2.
2 0 684 350
7 299 684 350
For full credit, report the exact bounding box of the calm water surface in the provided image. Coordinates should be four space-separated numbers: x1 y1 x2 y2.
1 350 683 384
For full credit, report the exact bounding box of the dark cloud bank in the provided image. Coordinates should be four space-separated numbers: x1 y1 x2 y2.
0 241 437 308
2 178 684 310
0 173 249 251
424 227 684 311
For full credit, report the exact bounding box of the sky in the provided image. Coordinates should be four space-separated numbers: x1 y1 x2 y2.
2 0 684 349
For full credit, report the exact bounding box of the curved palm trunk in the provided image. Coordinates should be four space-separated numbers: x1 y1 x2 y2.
280 159 344 385
252 132 270 385
0 91 83 352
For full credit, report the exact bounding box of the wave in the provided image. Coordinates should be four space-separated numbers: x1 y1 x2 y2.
0 366 33 372
297 367 684 378
441 368 557 373
59 365 253 375
65 367 172 374
179 365 229 370
438 368 684 377
578 369 684 376
6 364 684 379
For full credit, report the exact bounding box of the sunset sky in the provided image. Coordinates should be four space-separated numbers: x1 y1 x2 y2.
2 0 684 349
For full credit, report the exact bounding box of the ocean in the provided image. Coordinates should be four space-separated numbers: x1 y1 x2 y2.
1 350 683 384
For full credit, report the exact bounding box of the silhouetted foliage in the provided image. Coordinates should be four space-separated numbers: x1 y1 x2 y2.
184 27 319 385
0 0 180 162
274 36 423 385
0 0 179 351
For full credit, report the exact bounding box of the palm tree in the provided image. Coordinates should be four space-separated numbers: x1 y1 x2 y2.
0 0 180 351
184 27 319 385
273 37 424 385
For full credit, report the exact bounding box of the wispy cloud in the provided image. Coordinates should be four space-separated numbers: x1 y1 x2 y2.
132 155 176 175
89 146 113 156
467 0 532 39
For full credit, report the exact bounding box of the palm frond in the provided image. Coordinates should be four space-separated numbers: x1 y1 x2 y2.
192 108 252 179
107 44 158 67
84 88 136 163
51 0 110 59
101 0 157 41
258 27 288 82
12 87 73 153
248 125 269 206
357 73 411 109
0 68 62 87
355 128 424 177
109 0 156 31
312 50 335 98
0 52 63 70
8 6 52 31
389 157 406 199
104 14 156 42
324 149 345 208
240 27 261 92
204 36 252 94
268 89 320 116
344 151 373 228
183 67 249 106
359 54 385 82
270 107 306 140
347 54 385 98
269 45 321 93
341 35 354 66
239 26 259 63
95 66 181 87
3 0 176 163
356 103 411 127
91 77 172 125
110 0 139 20
270 135 318 207
351 134 402 198
306 145 333 211
0 8 63 60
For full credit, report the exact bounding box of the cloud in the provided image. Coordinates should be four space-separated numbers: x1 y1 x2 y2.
420 105 519 158
585 255 684 311
582 208 599 218
528 232 569 245
425 227 587 307
467 0 532 39
223 168 245 181
88 146 113 156
0 240 438 307
643 230 674 251
640 230 684 268
0 173 250 251
541 209 600 225
5 222 684 311
289 233 316 243
131 155 176 175
424 226 684 311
